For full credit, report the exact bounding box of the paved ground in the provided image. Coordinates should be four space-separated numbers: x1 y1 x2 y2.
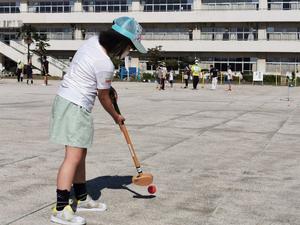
0 78 300 225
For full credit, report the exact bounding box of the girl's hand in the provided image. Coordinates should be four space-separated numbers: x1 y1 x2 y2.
114 114 125 125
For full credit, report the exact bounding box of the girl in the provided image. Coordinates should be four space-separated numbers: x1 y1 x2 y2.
50 17 147 225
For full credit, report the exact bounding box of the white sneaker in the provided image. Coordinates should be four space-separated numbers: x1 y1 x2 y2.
76 195 107 212
51 205 86 225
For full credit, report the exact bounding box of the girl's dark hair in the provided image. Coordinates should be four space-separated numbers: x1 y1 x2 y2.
99 28 133 57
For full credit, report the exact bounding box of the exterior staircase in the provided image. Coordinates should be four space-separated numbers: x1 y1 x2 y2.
0 40 68 77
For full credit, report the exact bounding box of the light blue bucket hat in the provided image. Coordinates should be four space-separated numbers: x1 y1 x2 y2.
112 16 147 54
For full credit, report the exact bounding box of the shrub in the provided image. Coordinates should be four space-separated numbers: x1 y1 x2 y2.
141 72 154 81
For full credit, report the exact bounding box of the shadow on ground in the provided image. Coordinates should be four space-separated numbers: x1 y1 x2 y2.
86 175 155 199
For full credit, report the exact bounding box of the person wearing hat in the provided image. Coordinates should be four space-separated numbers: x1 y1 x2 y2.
49 16 147 225
183 65 191 88
16 59 24 82
158 62 167 90
191 59 201 89
210 64 218 90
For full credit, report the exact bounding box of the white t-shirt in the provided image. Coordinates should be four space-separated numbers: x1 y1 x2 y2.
169 71 174 81
227 69 233 80
158 66 167 79
58 36 114 112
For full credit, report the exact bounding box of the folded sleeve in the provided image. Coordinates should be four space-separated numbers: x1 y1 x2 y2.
93 58 115 90
95 71 114 90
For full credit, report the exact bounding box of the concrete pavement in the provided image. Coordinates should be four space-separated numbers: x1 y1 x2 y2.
0 78 300 225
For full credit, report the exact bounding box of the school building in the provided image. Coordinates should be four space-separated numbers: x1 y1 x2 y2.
0 0 300 76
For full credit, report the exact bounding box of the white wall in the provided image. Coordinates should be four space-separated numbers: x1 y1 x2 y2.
47 40 300 53
2 10 300 24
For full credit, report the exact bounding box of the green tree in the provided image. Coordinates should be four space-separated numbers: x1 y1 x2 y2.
17 24 39 64
35 35 50 75
147 45 163 70
165 59 178 70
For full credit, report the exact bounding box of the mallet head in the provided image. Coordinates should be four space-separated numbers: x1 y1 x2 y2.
132 173 153 186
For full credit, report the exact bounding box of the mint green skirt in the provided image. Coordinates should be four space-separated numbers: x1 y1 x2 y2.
50 95 94 149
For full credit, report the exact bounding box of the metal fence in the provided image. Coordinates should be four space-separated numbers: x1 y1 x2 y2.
201 2 258 10
0 6 20 13
200 32 257 41
143 3 192 11
82 4 129 12
143 32 189 40
36 32 73 40
268 1 300 10
28 5 73 13
266 62 300 75
267 32 300 40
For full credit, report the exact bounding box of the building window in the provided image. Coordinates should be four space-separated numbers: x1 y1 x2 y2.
267 26 300 40
200 57 256 74
142 25 190 40
268 0 300 10
267 57 300 75
202 0 259 10
143 0 192 12
200 27 258 41
83 0 129 12
0 29 18 44
28 1 72 13
35 27 73 40
0 2 20 13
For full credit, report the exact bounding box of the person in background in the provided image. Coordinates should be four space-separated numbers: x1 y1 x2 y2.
155 66 160 89
226 65 233 91
16 59 24 82
169 68 174 88
210 64 218 90
190 59 201 90
26 59 33 85
42 56 49 86
158 62 167 90
183 65 190 88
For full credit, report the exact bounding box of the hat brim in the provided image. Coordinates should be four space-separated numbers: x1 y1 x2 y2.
131 39 147 54
112 23 147 54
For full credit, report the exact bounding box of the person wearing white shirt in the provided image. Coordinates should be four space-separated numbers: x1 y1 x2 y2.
169 68 174 88
49 17 147 225
227 66 233 91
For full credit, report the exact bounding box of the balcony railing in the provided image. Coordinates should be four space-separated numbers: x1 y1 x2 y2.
37 32 73 40
202 2 258 10
266 62 300 75
82 4 129 12
268 1 300 10
31 31 263 41
0 6 20 13
143 32 189 40
267 32 300 40
200 32 258 41
143 3 192 12
28 5 73 13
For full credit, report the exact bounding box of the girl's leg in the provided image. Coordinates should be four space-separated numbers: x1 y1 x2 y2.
73 149 87 183
73 149 88 201
56 146 86 210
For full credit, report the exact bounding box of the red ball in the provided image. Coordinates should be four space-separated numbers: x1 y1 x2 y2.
147 184 157 194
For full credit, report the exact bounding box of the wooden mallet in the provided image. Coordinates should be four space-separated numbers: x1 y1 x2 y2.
109 87 153 186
